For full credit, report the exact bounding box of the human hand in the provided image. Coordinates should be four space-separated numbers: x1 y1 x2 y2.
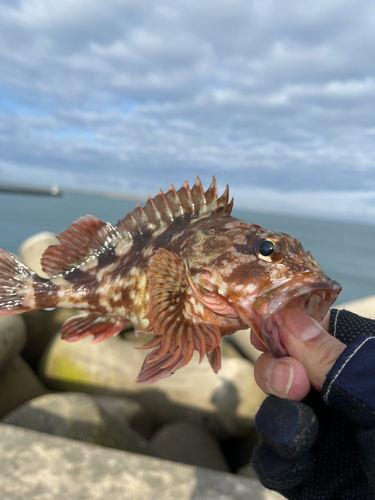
252 307 346 400
251 309 375 499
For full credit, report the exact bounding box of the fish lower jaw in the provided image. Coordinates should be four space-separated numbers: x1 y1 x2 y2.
260 281 341 357
261 315 287 358
260 293 317 358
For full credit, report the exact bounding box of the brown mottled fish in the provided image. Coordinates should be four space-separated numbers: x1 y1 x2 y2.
0 177 341 384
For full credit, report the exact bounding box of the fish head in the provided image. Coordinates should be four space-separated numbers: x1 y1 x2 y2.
187 217 341 357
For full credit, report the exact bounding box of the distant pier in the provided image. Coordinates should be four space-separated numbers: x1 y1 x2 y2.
0 183 61 197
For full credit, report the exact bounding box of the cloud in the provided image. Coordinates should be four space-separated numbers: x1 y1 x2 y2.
1 0 375 222
232 184 375 225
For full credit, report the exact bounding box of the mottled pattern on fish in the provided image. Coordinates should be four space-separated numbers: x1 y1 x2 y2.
0 177 341 384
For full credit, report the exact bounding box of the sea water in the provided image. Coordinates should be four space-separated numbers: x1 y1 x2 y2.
0 191 374 305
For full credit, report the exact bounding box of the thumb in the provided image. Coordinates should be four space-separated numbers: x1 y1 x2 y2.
279 307 346 391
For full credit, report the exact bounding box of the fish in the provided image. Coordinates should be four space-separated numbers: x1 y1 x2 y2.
0 176 341 384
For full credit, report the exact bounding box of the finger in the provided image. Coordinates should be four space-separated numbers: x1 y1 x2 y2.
251 329 268 351
254 396 318 459
252 441 313 490
254 351 311 400
279 307 346 391
319 311 330 332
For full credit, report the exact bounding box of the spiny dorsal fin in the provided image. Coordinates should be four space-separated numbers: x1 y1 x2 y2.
41 215 123 277
117 176 232 238
42 177 232 276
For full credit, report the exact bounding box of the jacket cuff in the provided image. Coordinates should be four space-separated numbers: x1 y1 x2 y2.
322 334 375 427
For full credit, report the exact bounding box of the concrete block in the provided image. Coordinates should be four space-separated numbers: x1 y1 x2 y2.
0 423 282 500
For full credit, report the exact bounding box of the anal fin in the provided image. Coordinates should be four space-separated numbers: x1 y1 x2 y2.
60 313 126 343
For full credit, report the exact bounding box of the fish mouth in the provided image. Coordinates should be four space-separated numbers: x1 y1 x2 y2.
259 279 342 357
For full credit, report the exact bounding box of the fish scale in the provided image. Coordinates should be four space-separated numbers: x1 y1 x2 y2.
0 176 341 384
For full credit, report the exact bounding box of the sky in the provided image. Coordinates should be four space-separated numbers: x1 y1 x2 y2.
1 0 375 223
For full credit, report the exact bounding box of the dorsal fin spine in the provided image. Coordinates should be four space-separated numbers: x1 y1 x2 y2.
127 211 142 235
225 197 234 214
137 203 150 226
168 184 185 218
117 219 133 239
148 195 162 225
159 189 174 223
212 177 218 211
190 178 201 216
204 176 218 213
195 176 206 215
195 175 204 194
217 184 229 207
184 180 194 216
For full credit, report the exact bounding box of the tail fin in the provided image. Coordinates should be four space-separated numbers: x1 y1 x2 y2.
0 249 37 316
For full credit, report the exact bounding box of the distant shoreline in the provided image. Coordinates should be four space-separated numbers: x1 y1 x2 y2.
1 182 375 228
0 183 60 197
0 183 146 203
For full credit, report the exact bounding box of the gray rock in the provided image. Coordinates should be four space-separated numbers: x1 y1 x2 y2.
0 315 27 371
0 355 47 418
19 231 59 278
237 463 260 480
2 392 153 455
3 391 102 439
152 422 229 471
39 335 266 438
0 423 283 500
94 394 154 439
21 308 77 369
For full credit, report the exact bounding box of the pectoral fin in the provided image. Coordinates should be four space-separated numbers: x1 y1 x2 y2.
136 348 185 385
136 248 222 383
207 345 221 374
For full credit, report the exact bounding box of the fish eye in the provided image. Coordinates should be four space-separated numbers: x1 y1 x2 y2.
253 237 284 263
258 240 275 257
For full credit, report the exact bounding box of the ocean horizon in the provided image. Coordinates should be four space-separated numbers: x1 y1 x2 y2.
0 189 374 305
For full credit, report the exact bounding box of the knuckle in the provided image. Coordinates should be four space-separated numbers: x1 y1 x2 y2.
313 337 345 370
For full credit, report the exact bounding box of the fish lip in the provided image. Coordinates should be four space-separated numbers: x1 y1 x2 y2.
260 278 342 357
265 279 342 317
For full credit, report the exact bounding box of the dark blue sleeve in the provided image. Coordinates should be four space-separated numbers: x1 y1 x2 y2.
322 334 375 427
